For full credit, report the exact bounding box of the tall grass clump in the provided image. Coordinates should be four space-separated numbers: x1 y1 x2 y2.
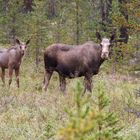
58 81 124 140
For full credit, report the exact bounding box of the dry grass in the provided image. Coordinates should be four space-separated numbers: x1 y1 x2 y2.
0 58 140 140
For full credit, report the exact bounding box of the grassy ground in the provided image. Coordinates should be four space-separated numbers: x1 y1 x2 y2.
0 58 140 140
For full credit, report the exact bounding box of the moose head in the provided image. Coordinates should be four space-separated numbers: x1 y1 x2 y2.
96 31 115 59
15 38 30 55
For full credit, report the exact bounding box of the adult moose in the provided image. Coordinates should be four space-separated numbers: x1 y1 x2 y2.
43 32 115 93
0 38 30 88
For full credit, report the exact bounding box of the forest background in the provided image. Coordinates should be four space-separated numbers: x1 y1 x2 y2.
0 0 140 140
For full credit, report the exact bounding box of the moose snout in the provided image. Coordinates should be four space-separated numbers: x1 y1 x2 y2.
101 52 109 59
21 51 25 55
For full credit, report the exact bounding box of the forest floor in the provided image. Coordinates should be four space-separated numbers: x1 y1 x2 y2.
0 58 140 140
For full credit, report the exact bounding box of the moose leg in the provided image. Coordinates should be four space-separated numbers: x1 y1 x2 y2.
15 68 20 88
59 75 66 93
43 69 53 91
8 66 13 87
84 75 92 93
1 68 5 85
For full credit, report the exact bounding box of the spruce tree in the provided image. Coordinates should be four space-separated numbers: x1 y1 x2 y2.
59 81 123 140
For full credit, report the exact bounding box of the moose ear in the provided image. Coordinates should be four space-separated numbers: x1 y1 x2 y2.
15 39 21 45
26 39 30 45
96 32 102 41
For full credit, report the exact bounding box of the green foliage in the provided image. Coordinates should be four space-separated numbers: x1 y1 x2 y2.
126 0 140 33
0 0 24 42
122 87 140 122
110 0 126 28
59 81 124 140
45 120 55 139
110 0 140 35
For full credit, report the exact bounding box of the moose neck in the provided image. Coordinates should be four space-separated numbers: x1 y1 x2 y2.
16 48 25 61
100 57 105 65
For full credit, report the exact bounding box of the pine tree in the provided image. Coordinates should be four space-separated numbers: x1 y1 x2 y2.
59 81 123 140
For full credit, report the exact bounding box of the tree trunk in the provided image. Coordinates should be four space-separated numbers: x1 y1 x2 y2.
35 33 40 67
76 0 80 45
35 47 40 68
47 0 56 19
56 21 60 43
10 16 16 44
118 0 129 43
100 0 112 32
2 0 9 14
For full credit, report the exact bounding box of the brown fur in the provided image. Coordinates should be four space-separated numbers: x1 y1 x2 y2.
0 39 30 87
43 33 115 94
43 42 104 93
